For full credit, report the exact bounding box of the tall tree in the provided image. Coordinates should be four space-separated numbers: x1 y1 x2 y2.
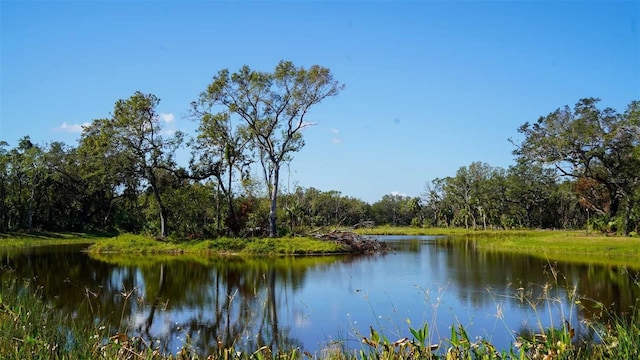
77 118 145 231
201 61 344 237
5 137 46 230
190 102 251 235
110 92 184 238
514 98 640 234
371 194 415 226
40 141 79 230
444 166 474 229
505 161 558 228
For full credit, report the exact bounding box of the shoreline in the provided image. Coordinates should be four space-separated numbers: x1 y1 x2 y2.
2 228 639 267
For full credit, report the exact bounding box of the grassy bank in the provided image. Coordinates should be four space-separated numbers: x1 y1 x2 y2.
1 277 638 359
0 231 114 249
88 233 346 255
466 230 640 265
0 232 347 256
355 226 640 268
4 228 640 267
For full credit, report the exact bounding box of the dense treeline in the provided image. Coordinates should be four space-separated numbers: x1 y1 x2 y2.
1 61 638 237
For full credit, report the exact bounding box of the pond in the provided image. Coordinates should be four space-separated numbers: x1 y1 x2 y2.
1 235 639 355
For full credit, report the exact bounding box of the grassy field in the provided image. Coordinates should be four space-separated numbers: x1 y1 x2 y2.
87 233 346 255
355 226 640 268
0 231 347 255
3 228 640 267
0 231 114 249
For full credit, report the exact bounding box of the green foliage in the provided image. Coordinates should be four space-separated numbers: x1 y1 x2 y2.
110 92 184 238
277 187 371 231
3 84 637 243
423 161 578 230
371 194 418 227
0 278 108 358
515 98 640 235
200 60 344 237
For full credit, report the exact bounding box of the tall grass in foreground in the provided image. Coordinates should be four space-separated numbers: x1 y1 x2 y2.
1 267 639 359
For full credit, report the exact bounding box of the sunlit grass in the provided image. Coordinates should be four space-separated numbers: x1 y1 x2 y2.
0 277 104 358
5 228 640 267
462 230 640 268
88 233 346 255
474 230 640 254
0 231 114 250
0 231 357 256
355 226 640 268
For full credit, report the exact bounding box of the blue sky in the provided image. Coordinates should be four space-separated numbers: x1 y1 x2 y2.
1 1 638 203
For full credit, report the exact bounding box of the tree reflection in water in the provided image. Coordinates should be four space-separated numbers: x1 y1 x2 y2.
0 247 344 354
1 240 638 355
433 238 640 343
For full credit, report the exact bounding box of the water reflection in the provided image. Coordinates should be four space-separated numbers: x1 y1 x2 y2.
1 237 638 354
434 238 640 316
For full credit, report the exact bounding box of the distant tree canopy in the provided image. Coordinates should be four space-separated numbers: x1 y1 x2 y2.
513 98 639 234
0 81 637 238
422 161 581 230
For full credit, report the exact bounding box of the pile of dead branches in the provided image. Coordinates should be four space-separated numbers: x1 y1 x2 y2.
312 230 388 254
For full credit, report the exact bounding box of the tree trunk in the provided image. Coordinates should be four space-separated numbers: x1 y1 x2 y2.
609 187 621 219
269 166 280 237
27 183 35 231
482 212 487 230
623 199 632 236
154 193 167 238
149 175 167 238
215 182 221 234
226 164 238 235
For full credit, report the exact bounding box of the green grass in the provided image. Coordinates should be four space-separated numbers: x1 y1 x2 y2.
88 233 346 255
5 228 640 267
469 230 640 266
0 231 347 257
0 278 107 359
0 231 115 253
355 226 640 268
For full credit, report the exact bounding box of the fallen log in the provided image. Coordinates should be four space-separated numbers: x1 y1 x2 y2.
312 230 388 254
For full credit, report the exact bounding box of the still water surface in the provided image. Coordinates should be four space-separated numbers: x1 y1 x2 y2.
2 235 639 354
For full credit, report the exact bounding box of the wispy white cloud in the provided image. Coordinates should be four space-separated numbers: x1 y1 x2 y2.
391 191 407 197
159 113 178 135
159 113 175 124
330 128 342 144
56 122 89 133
